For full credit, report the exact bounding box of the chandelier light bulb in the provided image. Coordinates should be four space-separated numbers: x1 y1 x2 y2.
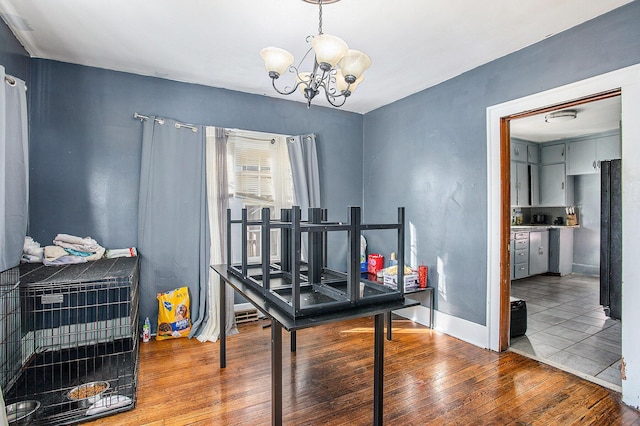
311 34 348 70
260 47 294 78
338 50 371 82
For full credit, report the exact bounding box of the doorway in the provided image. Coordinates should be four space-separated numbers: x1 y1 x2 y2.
486 63 640 406
503 93 622 389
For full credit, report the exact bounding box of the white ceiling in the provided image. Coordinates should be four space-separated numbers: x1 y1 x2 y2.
0 0 632 114
510 96 622 142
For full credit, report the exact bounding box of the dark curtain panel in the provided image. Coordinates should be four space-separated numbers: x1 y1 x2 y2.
138 117 210 334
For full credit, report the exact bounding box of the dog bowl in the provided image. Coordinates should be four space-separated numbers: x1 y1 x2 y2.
67 381 110 408
6 400 40 425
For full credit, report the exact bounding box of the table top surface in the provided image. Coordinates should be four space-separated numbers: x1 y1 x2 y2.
212 264 420 331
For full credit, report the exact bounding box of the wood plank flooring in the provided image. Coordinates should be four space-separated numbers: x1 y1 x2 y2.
85 317 640 425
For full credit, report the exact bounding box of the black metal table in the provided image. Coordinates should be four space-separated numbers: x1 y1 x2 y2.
212 264 419 426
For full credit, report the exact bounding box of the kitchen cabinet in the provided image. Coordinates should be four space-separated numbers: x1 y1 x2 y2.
541 143 566 164
527 145 540 164
530 165 539 206
511 141 528 162
549 228 574 276
510 161 530 206
510 234 515 280
540 163 573 206
512 232 529 279
567 134 621 175
529 230 549 276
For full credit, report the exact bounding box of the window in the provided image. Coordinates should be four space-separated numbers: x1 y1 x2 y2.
227 130 293 263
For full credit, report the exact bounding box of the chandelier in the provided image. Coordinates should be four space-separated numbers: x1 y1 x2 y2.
260 0 371 108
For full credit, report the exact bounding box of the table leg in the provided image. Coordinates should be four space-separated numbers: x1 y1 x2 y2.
291 330 297 353
272 319 283 425
429 287 434 329
374 313 384 426
220 280 226 369
386 310 392 341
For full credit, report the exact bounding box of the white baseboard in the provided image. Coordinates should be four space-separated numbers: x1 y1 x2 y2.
395 305 489 349
394 305 432 327
434 310 488 349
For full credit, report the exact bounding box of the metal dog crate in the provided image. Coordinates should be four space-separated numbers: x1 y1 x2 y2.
1 257 139 425
227 205 406 318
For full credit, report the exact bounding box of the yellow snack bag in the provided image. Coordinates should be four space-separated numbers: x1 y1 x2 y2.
156 287 191 340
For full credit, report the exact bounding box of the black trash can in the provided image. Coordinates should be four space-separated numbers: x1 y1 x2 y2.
510 298 527 337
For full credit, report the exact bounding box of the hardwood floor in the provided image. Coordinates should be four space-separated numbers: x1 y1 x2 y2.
85 317 639 425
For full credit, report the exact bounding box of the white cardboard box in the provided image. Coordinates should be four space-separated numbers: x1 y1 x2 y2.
383 272 419 291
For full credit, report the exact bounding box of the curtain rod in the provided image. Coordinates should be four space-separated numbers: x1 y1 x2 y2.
286 134 315 143
133 112 197 132
4 75 27 90
225 129 277 144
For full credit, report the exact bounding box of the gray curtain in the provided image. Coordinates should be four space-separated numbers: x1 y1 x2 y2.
0 67 28 272
288 134 321 212
138 116 210 334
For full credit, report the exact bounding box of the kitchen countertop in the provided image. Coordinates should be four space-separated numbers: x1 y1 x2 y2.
511 224 580 231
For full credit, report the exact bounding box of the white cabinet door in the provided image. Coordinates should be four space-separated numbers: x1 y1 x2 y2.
567 134 620 174
529 230 549 276
510 235 515 280
540 163 566 206
510 161 518 206
596 134 621 162
511 162 530 206
568 139 597 175
541 143 566 164
527 145 540 164
511 142 527 162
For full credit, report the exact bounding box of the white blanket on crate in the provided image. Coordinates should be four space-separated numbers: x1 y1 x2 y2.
53 234 102 253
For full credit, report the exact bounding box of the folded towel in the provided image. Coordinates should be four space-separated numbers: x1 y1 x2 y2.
44 245 68 261
86 247 106 262
54 234 101 253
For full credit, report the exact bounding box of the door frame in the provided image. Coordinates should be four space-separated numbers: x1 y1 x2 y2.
486 63 640 406
497 89 621 350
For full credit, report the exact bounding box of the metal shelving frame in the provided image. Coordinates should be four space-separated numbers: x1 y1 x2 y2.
227 206 405 318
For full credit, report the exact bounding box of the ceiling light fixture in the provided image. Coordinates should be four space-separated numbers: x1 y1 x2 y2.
260 0 371 108
544 110 578 123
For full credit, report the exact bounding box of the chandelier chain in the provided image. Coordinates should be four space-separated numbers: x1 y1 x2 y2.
318 0 323 34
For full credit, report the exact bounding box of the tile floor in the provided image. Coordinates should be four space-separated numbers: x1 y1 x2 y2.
509 273 621 390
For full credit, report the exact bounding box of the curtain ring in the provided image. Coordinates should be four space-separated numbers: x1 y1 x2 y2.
5 76 16 87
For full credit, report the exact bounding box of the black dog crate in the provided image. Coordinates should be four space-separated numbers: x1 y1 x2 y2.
227 205 406 318
510 298 527 338
1 257 139 425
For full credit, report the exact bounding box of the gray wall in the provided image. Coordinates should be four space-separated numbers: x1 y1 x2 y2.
7 2 640 327
0 18 29 82
28 60 364 269
362 2 640 325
